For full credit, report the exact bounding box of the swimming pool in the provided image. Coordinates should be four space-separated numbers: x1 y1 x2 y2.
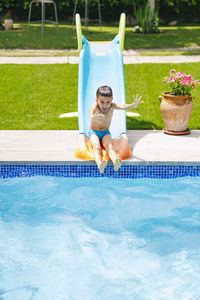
0 164 200 300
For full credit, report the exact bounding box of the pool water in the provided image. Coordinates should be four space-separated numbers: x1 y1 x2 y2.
0 176 200 300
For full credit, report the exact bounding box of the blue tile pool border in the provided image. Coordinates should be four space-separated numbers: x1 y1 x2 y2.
0 163 200 179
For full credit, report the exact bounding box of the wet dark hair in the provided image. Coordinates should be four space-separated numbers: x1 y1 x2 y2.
96 86 113 98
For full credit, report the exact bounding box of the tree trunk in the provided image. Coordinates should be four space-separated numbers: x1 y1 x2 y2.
148 0 155 19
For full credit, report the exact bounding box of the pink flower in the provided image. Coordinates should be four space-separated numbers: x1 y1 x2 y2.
185 75 193 82
180 72 186 77
164 69 199 95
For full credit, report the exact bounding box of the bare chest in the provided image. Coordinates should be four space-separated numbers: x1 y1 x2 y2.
91 108 114 130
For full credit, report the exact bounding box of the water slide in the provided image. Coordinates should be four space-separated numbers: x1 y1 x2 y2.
75 13 132 161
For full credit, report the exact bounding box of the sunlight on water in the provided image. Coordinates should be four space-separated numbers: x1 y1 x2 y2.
0 176 200 300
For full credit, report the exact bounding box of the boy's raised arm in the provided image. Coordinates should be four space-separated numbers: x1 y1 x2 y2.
113 95 143 110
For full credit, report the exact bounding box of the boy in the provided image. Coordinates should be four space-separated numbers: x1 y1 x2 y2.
89 86 143 173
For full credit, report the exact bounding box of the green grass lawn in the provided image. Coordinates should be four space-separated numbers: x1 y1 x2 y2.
0 62 200 130
0 49 79 57
138 49 200 56
1 23 200 50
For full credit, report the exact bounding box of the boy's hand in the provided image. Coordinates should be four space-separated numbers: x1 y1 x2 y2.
132 94 143 108
111 95 143 111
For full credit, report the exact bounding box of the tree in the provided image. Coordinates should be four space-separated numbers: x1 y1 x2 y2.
148 0 155 19
133 0 158 33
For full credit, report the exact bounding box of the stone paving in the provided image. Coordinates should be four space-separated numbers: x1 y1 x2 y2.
0 130 200 163
1 55 200 64
1 48 200 64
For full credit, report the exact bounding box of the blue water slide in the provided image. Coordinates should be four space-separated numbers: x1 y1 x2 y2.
78 37 126 140
75 13 131 160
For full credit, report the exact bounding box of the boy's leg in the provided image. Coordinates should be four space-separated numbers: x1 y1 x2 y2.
90 134 107 173
102 134 122 171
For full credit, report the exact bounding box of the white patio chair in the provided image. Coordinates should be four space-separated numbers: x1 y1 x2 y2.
27 0 59 37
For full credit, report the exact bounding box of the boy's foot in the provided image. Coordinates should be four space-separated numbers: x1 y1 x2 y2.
98 160 108 174
114 158 122 171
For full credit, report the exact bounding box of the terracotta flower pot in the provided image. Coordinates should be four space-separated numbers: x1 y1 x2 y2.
4 19 13 30
159 92 193 134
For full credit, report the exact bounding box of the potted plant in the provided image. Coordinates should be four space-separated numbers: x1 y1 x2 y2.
159 69 199 135
4 11 13 30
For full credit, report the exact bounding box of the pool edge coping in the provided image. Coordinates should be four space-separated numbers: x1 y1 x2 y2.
1 161 200 166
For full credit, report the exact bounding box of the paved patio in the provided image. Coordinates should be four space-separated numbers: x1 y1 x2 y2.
1 55 200 64
0 130 200 163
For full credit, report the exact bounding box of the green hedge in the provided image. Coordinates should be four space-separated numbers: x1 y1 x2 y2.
0 0 200 23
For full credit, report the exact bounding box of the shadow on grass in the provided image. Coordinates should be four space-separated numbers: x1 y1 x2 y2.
2 23 200 49
182 50 200 55
0 23 117 49
125 27 200 49
126 117 162 130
